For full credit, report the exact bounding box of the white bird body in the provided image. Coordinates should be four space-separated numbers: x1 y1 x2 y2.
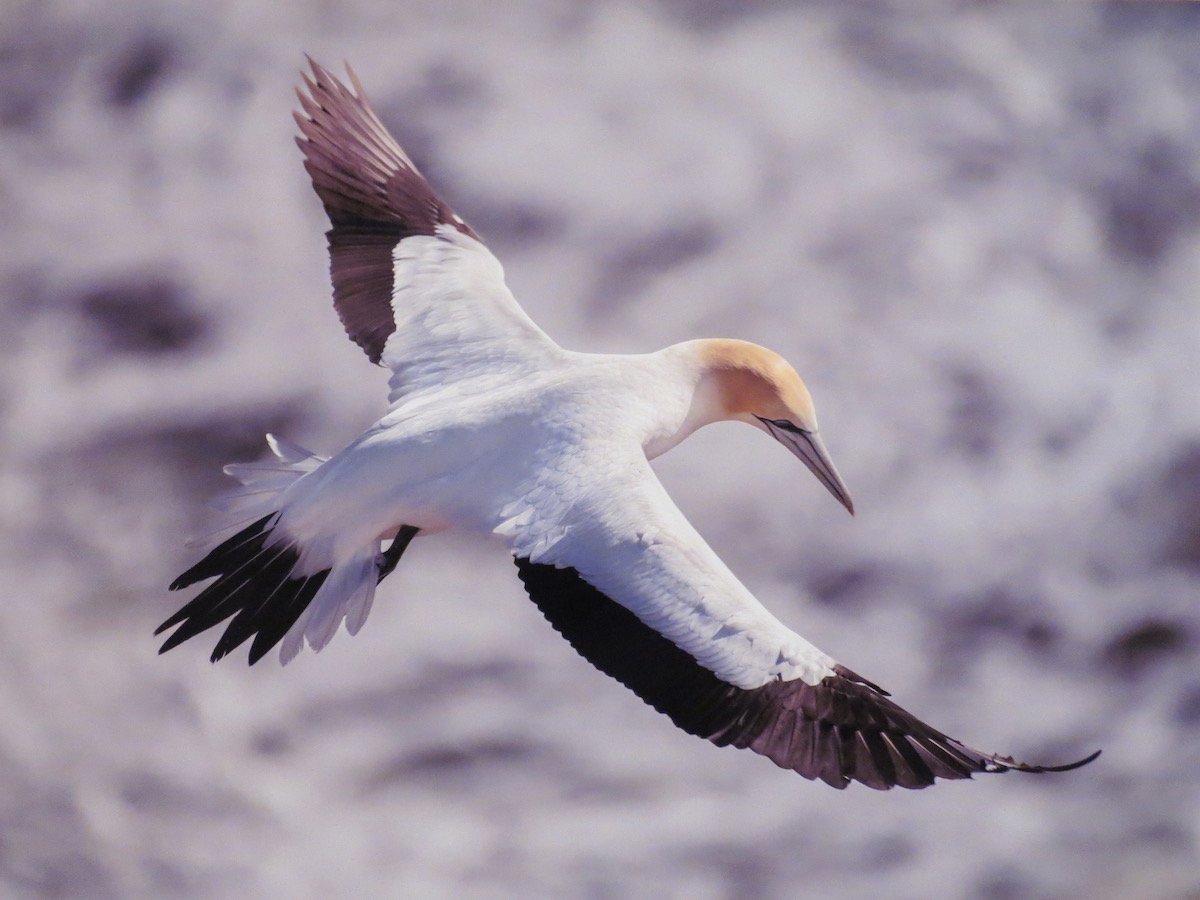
266 306 835 688
279 332 692 546
158 60 1098 790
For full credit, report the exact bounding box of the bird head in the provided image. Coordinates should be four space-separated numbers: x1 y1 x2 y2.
701 339 854 515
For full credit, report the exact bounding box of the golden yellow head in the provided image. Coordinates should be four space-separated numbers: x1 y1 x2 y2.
699 339 853 514
700 339 817 429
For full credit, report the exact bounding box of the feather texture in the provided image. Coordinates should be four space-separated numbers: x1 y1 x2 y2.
159 61 1101 790
516 559 1100 790
294 60 561 400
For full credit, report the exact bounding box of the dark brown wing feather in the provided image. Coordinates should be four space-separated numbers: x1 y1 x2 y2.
515 558 1099 790
294 58 479 363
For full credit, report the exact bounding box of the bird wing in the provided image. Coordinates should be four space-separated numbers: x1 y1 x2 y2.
499 447 1099 790
294 59 560 402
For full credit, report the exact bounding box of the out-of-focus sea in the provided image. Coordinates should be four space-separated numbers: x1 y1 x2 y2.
2 1 1198 896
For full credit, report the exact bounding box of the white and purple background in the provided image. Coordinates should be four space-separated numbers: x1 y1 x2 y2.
2 1 1198 896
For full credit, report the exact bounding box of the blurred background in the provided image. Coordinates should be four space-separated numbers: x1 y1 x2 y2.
2 1 1198 896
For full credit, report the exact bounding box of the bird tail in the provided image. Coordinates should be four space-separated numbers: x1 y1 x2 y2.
157 435 415 666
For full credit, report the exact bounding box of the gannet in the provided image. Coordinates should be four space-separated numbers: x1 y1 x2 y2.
157 59 1099 790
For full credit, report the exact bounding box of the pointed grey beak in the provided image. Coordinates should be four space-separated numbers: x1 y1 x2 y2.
760 420 855 515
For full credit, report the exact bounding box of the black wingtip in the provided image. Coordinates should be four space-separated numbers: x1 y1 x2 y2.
987 747 1102 775
1031 747 1103 773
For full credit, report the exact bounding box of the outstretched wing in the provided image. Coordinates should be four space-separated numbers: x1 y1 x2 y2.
294 59 560 401
500 449 1099 790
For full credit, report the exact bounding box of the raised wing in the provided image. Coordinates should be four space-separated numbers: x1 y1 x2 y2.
294 59 559 401
502 450 1099 790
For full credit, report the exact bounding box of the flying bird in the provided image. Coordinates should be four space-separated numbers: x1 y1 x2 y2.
157 59 1099 790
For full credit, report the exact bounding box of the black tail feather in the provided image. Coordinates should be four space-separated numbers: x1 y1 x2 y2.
206 544 302 662
156 536 288 639
161 519 421 665
157 543 295 654
247 572 329 665
169 514 276 592
159 514 330 665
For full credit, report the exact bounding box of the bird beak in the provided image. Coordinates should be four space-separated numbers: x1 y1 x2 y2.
763 422 855 515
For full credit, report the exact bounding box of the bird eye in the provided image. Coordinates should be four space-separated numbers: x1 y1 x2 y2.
756 416 809 435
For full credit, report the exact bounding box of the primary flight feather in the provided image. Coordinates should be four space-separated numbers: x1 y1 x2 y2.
158 59 1098 790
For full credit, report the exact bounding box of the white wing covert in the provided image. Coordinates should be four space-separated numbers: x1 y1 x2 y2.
295 60 560 403
160 58 1100 791
502 447 1099 789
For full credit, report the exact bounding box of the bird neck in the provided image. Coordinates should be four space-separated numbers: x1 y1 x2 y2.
638 341 742 459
